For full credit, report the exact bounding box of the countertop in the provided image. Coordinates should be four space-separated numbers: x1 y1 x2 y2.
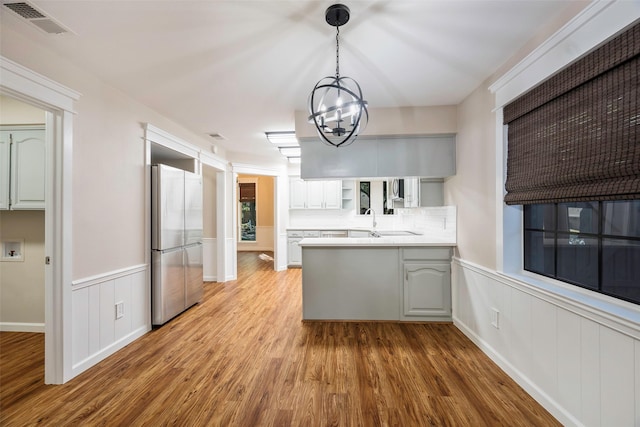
298 234 456 247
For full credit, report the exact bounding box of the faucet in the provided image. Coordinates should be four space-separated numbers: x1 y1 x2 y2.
364 208 377 229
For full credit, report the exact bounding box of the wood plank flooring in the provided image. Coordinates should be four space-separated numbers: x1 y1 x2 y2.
0 252 560 426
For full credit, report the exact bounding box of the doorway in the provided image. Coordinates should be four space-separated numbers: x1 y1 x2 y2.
1 58 80 384
236 175 275 263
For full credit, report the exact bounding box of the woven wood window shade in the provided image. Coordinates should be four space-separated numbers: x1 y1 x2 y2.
503 22 640 205
239 183 256 202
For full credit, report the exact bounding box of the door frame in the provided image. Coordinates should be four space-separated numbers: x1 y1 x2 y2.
231 163 288 272
1 56 80 383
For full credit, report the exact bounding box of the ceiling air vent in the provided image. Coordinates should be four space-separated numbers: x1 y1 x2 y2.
3 2 69 34
208 133 226 141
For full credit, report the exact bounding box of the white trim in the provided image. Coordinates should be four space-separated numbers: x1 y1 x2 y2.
231 162 280 177
453 257 640 340
0 57 80 111
0 322 45 333
71 264 147 290
144 123 200 160
200 150 227 171
1 55 78 384
489 0 640 108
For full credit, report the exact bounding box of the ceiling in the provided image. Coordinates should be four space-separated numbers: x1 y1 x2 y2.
0 1 581 163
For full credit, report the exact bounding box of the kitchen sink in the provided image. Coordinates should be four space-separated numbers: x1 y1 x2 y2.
370 230 421 237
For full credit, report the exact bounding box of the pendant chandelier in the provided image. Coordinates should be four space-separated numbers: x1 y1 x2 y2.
308 4 368 148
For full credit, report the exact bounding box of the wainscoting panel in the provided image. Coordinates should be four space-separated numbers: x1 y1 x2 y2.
71 265 149 377
452 258 639 427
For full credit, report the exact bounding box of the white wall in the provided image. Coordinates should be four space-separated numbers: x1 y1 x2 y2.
1 24 226 379
0 211 45 330
447 2 640 425
444 82 496 269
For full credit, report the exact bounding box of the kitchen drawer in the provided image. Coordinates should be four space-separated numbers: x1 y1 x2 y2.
402 247 451 261
321 230 348 238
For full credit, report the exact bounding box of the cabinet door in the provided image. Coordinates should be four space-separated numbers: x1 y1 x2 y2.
403 263 451 317
323 180 342 209
289 177 306 209
10 129 46 210
306 181 324 209
287 238 302 266
0 131 10 210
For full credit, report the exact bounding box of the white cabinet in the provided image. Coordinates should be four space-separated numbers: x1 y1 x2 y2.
403 263 451 317
287 230 320 267
305 181 324 209
0 132 9 210
287 235 302 266
401 248 452 321
289 177 307 209
0 127 46 210
289 177 342 209
323 180 342 209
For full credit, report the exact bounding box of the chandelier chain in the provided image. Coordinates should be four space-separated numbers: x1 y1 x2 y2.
335 26 340 78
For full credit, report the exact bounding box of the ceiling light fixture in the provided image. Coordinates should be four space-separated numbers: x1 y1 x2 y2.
265 131 298 147
279 147 301 157
308 4 368 148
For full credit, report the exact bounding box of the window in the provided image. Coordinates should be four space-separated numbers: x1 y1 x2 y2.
524 200 640 304
359 181 370 214
239 182 256 242
504 22 639 305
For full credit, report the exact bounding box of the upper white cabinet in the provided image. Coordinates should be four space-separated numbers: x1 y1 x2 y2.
289 177 342 209
0 127 46 210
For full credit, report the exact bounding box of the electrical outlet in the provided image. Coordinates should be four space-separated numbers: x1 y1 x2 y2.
115 302 124 319
491 307 500 329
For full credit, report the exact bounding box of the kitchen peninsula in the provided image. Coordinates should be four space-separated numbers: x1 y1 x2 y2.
299 232 456 322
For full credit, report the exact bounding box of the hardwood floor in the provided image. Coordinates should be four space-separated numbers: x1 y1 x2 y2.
0 252 560 426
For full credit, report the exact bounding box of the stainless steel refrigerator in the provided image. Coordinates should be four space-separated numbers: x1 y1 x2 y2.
151 164 203 326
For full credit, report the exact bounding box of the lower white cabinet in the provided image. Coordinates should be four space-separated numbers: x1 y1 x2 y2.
287 236 302 266
0 126 46 210
403 263 451 317
287 230 320 267
401 248 452 320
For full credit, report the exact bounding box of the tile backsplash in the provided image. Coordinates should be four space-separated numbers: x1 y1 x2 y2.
289 206 457 241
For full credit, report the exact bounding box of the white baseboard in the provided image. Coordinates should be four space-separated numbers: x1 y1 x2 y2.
0 322 45 333
71 325 149 377
203 275 217 282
